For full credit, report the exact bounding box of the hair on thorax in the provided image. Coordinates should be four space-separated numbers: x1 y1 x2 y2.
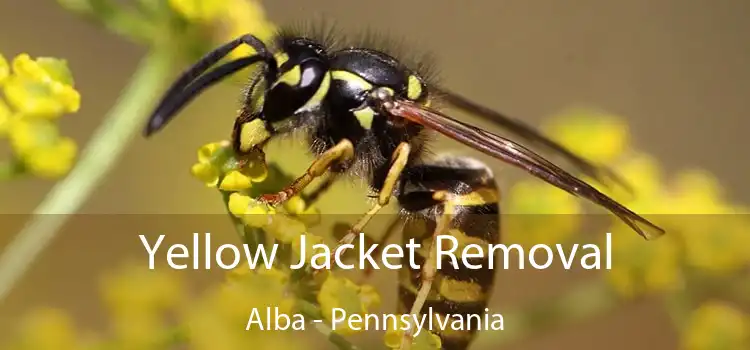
272 17 441 88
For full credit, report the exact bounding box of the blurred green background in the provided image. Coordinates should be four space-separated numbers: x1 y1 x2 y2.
0 0 748 349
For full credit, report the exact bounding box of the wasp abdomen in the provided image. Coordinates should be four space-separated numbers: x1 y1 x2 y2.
397 156 500 350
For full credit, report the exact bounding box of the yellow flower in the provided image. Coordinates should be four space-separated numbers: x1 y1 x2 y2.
0 53 80 180
169 0 277 60
7 117 57 155
99 265 187 348
197 141 226 163
639 169 750 273
185 269 300 350
679 211 750 274
4 54 80 118
666 170 730 214
191 142 226 186
220 0 277 60
227 192 252 216
7 118 78 178
191 162 220 187
0 53 8 85
191 142 233 187
227 192 277 227
0 98 12 135
383 316 442 350
168 0 227 23
505 179 582 246
110 310 165 349
219 170 253 191
227 266 251 281
101 263 185 316
604 223 683 298
595 152 665 207
228 266 293 293
318 275 381 335
683 301 749 350
543 108 631 164
13 308 84 350
283 195 322 227
256 266 292 287
507 179 582 215
191 141 268 188
283 196 307 215
12 54 74 84
23 136 77 178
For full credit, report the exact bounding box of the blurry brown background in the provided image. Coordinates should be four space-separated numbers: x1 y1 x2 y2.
0 0 748 349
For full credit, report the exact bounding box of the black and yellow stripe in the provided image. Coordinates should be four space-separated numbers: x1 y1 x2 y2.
397 157 500 350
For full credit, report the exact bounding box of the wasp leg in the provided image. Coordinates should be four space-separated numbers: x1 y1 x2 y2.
329 142 411 255
260 139 355 205
357 216 403 283
397 156 500 350
399 194 454 350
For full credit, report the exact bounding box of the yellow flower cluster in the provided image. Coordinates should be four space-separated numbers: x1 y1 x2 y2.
5 308 89 350
317 275 382 335
185 266 301 350
3 263 307 350
683 301 749 350
505 179 583 246
0 53 80 179
100 264 186 348
168 0 277 58
602 159 750 297
531 108 750 298
190 141 268 190
190 140 384 346
543 108 630 164
383 317 443 350
604 227 684 298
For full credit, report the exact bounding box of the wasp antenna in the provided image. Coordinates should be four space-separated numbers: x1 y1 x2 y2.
144 34 276 137
434 86 635 195
144 56 268 136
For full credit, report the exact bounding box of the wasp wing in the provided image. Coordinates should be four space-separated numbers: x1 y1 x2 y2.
433 87 632 194
383 98 665 240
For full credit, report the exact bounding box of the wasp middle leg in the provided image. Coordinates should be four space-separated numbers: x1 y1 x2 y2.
328 142 412 253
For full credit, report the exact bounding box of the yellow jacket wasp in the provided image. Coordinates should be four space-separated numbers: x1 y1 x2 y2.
144 25 665 350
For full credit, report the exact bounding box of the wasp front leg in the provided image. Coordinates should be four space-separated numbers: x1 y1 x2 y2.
258 139 355 205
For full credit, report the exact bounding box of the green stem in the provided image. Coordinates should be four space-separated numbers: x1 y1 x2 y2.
0 50 174 303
